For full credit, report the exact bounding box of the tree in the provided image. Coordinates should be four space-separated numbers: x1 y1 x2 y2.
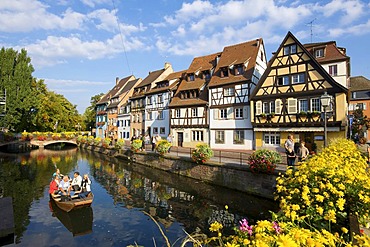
83 93 104 132
0 48 39 132
350 108 370 141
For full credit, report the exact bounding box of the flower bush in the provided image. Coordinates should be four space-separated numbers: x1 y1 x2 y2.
131 139 142 152
191 143 213 164
115 139 125 150
102 137 111 148
87 135 94 144
247 149 282 174
156 140 171 155
76 135 86 144
94 137 102 145
275 138 370 240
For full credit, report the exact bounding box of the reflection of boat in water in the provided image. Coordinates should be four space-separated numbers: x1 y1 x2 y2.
51 192 94 212
50 200 93 237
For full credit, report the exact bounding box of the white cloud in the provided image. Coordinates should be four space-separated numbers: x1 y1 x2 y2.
328 19 370 37
80 0 111 8
45 78 108 87
23 34 147 68
0 0 86 32
318 0 365 24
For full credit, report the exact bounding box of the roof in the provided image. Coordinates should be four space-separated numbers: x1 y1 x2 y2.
187 52 221 73
135 68 166 88
146 70 186 95
97 75 135 103
304 41 349 64
169 93 208 107
209 38 263 87
350 76 370 91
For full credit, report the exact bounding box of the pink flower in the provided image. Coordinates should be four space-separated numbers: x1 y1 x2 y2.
239 219 253 236
273 221 281 234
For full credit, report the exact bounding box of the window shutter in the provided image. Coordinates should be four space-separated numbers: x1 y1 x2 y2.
228 107 234 119
364 103 367 110
213 109 218 120
256 101 262 115
275 99 282 114
287 98 297 114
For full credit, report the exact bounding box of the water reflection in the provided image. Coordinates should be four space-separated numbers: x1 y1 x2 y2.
0 148 278 246
49 201 93 237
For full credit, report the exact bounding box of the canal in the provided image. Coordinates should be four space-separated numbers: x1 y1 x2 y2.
0 147 278 246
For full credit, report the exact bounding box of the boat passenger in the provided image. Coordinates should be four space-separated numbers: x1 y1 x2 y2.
78 174 92 198
69 171 82 194
59 175 70 196
49 175 60 195
52 168 63 181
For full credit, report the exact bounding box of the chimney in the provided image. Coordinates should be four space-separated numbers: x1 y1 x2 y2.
164 62 172 69
116 77 119 85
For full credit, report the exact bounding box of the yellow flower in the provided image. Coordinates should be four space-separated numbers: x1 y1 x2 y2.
341 227 348 234
277 235 299 247
209 221 223 232
316 206 324 215
336 198 345 211
324 209 337 223
225 243 239 247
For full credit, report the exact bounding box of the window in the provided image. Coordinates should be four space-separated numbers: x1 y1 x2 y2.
188 73 195 81
315 49 324 58
263 132 281 145
233 130 244 144
192 131 204 141
220 109 227 119
292 73 305 84
263 101 275 114
175 109 180 118
147 96 152 105
158 94 163 103
158 111 164 120
221 68 229 77
283 44 297 55
235 108 243 118
215 131 225 144
287 98 297 114
203 70 211 80
356 103 367 110
224 87 234 96
277 76 290 86
147 112 152 120
160 127 165 134
329 65 338 76
299 99 308 112
192 108 198 117
153 127 158 134
235 64 244 75
310 98 321 112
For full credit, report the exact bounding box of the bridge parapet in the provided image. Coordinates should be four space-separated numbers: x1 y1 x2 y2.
30 139 77 147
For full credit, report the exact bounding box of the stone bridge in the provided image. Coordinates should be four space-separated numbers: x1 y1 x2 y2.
30 139 77 148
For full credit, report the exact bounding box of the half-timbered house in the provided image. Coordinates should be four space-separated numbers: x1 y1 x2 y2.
145 70 185 139
106 76 137 142
250 32 348 151
208 39 267 150
129 63 173 138
169 53 221 147
96 93 109 138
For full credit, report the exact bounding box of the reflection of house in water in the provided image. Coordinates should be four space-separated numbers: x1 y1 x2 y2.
91 160 277 233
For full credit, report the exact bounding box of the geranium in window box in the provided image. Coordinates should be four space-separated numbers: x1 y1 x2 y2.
191 143 213 165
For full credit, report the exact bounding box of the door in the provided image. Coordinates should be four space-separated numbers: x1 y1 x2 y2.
178 132 183 147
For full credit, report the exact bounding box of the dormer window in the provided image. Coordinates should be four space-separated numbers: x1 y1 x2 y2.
283 44 297 55
315 48 324 58
224 87 234 96
221 67 229 78
188 73 195 81
203 70 211 80
235 64 244 75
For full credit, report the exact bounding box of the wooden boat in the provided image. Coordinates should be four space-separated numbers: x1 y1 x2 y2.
50 192 94 212
50 200 93 236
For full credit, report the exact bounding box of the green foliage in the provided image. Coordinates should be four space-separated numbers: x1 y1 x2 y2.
115 139 125 150
131 139 142 152
83 93 104 131
156 140 171 155
351 108 370 140
94 137 102 145
102 137 111 147
247 149 282 173
191 143 213 164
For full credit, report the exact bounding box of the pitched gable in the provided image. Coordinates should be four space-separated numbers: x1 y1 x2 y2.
251 32 347 100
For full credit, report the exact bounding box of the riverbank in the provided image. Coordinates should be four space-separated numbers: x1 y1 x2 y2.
79 143 282 200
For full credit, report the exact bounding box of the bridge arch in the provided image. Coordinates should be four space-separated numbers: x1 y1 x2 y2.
30 139 78 148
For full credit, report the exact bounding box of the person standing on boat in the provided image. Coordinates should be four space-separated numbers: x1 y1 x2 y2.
78 174 92 198
69 171 82 193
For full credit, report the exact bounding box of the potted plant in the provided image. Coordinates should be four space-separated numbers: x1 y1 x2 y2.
102 137 111 148
247 149 282 174
115 139 125 150
298 111 307 117
156 140 172 155
131 139 142 152
191 143 214 164
259 113 267 119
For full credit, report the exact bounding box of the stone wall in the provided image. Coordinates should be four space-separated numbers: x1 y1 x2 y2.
79 144 278 199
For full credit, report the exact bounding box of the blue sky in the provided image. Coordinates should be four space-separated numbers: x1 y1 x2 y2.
1 0 370 113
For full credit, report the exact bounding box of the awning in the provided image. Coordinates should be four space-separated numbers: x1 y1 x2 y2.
254 127 340 132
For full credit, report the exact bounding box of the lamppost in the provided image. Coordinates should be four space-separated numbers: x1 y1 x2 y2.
320 92 332 147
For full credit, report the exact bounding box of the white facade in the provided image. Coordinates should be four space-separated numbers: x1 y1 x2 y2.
117 104 131 142
321 60 348 88
208 41 267 150
144 91 171 139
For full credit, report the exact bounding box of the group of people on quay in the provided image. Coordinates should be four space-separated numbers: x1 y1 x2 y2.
285 134 370 167
49 168 92 201
130 133 173 152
